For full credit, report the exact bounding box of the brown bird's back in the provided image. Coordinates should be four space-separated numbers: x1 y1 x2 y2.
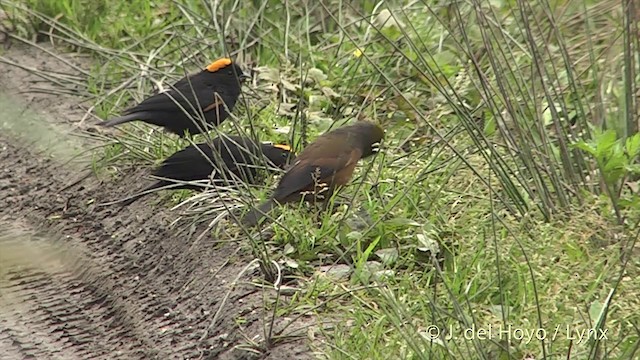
272 148 361 202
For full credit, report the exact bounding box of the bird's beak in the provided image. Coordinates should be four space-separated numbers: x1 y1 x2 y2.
372 141 382 153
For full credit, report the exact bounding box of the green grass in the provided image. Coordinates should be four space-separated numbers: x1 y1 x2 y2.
2 0 639 358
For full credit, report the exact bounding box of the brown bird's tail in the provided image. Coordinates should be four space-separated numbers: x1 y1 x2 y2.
99 113 140 127
241 199 278 227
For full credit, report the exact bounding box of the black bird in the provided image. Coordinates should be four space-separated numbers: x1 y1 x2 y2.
100 58 248 136
120 135 293 206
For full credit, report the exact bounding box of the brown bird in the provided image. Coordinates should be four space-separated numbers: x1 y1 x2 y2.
119 135 293 206
241 121 384 226
100 58 248 136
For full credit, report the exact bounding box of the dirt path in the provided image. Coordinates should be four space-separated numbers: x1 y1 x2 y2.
0 44 311 359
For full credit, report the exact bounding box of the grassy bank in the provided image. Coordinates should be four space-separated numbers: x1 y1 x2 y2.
1 0 638 358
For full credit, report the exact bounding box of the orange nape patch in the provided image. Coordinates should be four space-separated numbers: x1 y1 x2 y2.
205 58 232 72
273 144 292 152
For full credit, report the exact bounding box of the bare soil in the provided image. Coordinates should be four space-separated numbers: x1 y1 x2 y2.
0 43 312 359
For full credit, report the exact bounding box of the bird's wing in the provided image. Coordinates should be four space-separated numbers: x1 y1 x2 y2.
123 75 213 115
273 148 361 200
152 143 215 181
123 91 196 114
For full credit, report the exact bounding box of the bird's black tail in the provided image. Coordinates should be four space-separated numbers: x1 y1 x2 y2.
119 182 162 207
99 113 139 127
241 199 278 227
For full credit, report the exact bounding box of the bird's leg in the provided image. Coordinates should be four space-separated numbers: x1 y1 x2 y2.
311 193 327 227
314 209 323 226
321 198 330 213
328 193 352 209
310 171 329 225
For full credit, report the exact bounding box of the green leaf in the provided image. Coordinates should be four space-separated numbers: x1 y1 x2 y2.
416 233 440 253
375 248 399 265
595 130 618 157
284 243 295 255
572 140 596 156
625 133 640 158
483 114 497 136
384 217 422 228
589 300 605 326
307 68 327 84
542 102 556 127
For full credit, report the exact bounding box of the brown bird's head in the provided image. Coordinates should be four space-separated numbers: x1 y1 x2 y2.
260 143 295 169
348 121 384 158
204 58 251 82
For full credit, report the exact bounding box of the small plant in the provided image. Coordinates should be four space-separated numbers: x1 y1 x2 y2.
573 128 640 223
